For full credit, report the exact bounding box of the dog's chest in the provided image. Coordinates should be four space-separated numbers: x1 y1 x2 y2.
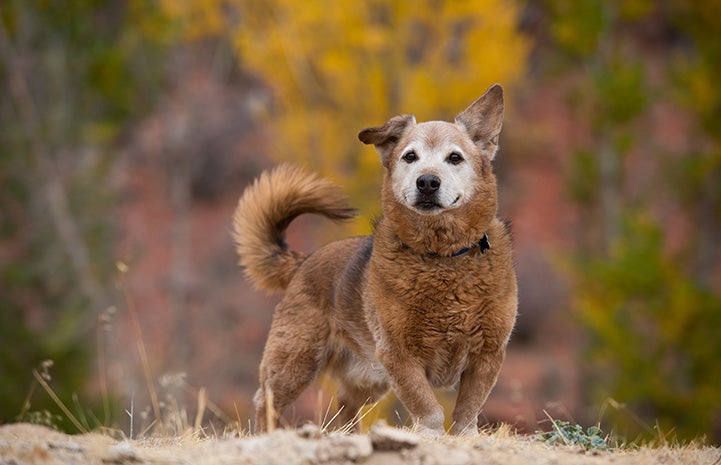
391 256 493 384
412 304 486 386
399 255 492 332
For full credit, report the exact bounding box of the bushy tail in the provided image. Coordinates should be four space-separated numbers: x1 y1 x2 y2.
232 164 357 292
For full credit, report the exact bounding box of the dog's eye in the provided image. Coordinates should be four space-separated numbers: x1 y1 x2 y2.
402 151 418 163
447 152 464 165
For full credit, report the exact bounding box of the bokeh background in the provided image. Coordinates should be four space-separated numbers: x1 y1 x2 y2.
1 0 719 443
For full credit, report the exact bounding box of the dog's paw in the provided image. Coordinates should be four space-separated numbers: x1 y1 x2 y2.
413 412 446 437
449 424 479 436
414 424 446 437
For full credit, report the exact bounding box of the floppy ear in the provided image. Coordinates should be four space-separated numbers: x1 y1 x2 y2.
455 84 504 159
358 114 415 168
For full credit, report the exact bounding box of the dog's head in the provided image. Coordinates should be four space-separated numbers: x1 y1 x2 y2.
358 84 504 217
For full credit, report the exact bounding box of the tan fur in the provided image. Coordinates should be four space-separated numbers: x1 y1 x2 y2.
233 85 517 435
232 164 356 292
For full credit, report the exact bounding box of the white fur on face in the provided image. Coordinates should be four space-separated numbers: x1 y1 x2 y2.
391 122 479 215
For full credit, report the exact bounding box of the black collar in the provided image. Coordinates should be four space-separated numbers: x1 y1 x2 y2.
427 233 491 258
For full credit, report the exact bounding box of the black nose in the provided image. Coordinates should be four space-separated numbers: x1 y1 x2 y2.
416 174 441 195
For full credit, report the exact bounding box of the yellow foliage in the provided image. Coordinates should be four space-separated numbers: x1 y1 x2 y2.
159 0 229 41
162 0 528 233
618 0 655 20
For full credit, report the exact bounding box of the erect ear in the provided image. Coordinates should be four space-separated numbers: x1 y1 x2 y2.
455 84 504 159
358 114 415 168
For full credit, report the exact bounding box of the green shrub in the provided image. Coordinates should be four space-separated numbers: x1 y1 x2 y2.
536 419 611 451
571 215 721 441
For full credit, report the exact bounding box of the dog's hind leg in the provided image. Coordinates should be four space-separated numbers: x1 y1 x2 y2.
253 300 329 433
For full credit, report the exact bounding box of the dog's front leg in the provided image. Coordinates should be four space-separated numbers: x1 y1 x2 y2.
377 348 445 435
450 348 505 435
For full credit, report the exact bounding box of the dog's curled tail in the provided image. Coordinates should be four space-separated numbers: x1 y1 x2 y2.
232 164 357 293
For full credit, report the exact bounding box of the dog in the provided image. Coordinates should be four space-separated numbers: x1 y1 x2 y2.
232 84 517 435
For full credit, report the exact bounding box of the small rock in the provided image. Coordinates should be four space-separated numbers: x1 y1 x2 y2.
47 441 83 453
104 442 139 463
317 434 373 462
369 422 420 451
296 422 322 439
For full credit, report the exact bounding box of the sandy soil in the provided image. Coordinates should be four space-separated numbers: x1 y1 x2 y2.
0 422 718 465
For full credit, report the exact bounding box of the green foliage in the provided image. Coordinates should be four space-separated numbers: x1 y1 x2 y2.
669 1 721 140
591 57 646 127
546 0 606 57
536 419 611 451
573 215 721 440
545 0 721 442
566 148 599 206
0 0 167 430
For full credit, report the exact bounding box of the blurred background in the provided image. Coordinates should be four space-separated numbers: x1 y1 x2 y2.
1 0 719 443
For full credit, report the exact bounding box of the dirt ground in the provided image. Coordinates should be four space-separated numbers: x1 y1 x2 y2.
1 422 718 465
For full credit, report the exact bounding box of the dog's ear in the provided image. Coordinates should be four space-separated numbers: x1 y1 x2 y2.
455 84 504 159
358 114 415 168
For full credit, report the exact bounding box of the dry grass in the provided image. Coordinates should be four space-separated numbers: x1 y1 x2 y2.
15 358 719 465
1 419 719 465
10 352 721 465
8 262 718 464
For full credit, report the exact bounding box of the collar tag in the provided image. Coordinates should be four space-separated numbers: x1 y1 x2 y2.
479 233 491 254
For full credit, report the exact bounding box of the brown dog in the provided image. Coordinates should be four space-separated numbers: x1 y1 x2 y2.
233 84 517 435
